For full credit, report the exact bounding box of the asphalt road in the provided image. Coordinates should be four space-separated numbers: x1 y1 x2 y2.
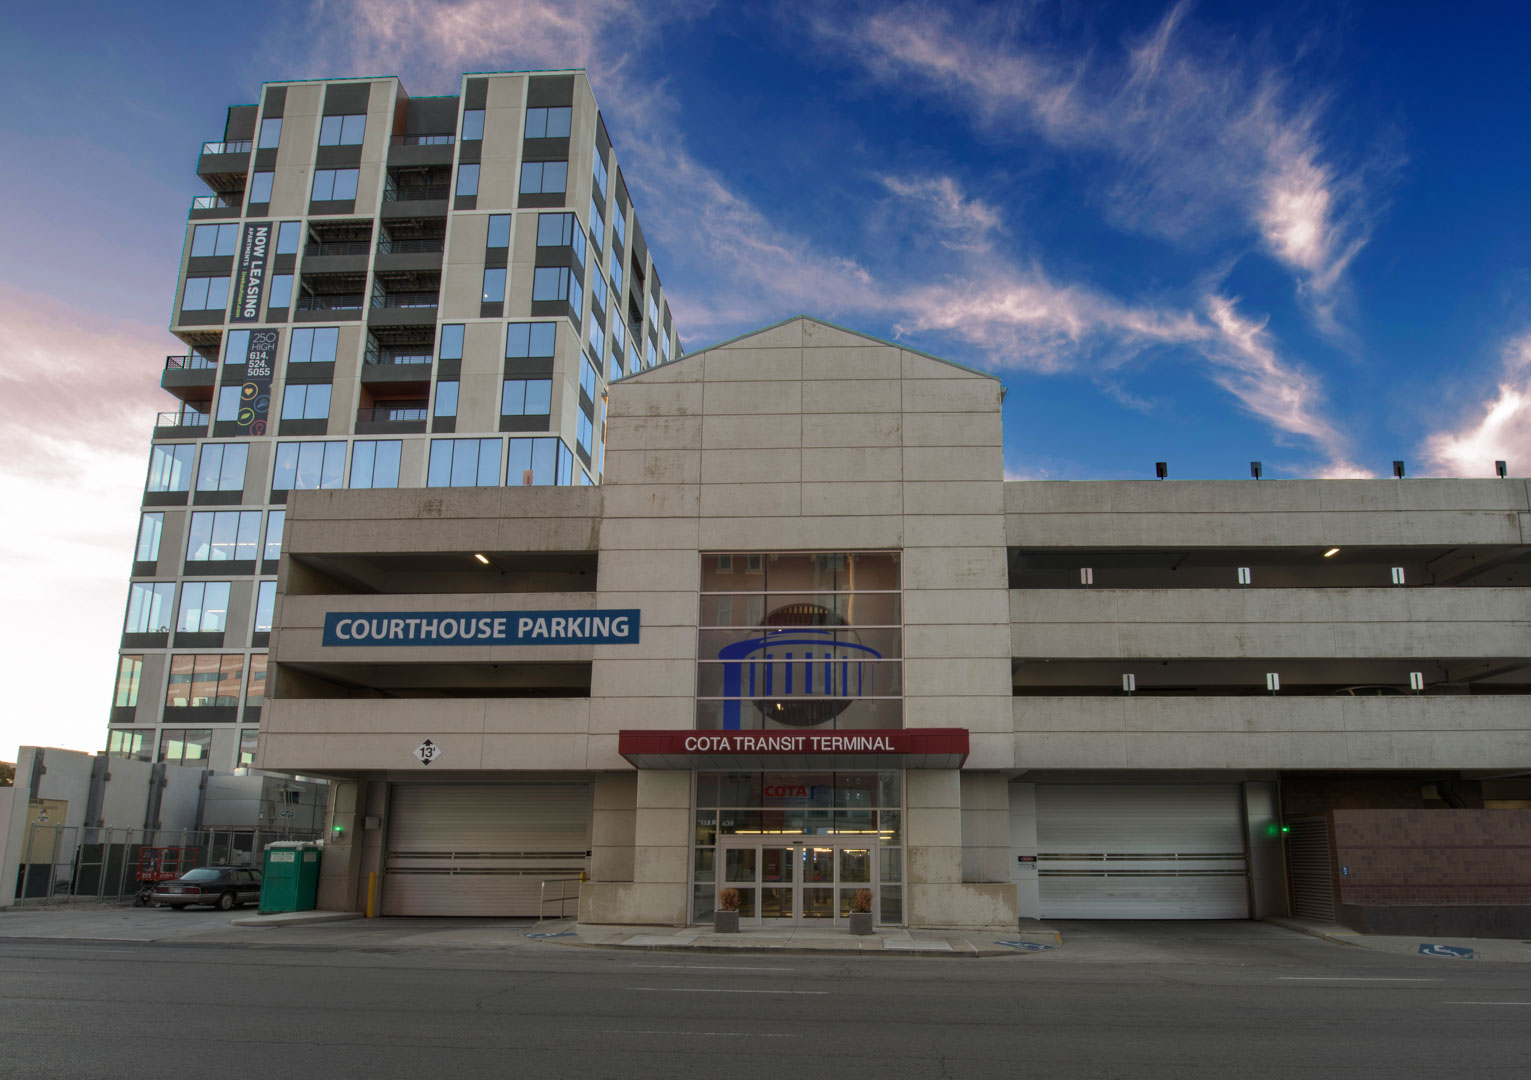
2 921 1528 1078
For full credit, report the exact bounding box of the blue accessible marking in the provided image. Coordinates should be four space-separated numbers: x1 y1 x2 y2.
1418 944 1474 958
525 931 578 939
995 940 1054 951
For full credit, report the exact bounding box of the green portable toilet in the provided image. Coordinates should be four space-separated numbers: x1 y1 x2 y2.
259 841 322 913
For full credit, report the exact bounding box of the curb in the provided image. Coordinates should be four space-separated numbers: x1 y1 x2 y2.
1264 917 1362 948
230 911 364 928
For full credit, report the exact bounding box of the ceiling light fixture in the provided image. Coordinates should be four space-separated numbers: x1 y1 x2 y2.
1323 548 1340 558
474 553 490 565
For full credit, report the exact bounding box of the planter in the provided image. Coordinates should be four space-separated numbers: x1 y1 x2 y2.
848 912 874 936
714 909 740 933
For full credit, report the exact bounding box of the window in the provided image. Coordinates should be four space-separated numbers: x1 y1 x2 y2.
268 273 293 309
524 106 572 138
135 514 164 562
275 220 301 255
281 383 331 421
195 443 248 491
610 347 624 381
186 510 262 561
506 322 556 358
108 728 151 761
589 268 607 309
349 441 401 488
506 437 563 486
191 223 239 257
588 317 604 359
215 386 241 423
610 312 625 351
456 163 479 197
663 333 672 363
254 581 277 634
577 411 594 455
125 582 175 634
461 108 484 141
481 267 506 303
439 324 464 360
249 171 273 203
159 728 213 764
580 356 599 401
537 212 586 261
258 116 282 149
630 340 642 373
486 214 511 248
319 113 366 146
238 727 259 766
310 169 358 200
613 207 626 246
520 160 568 195
609 249 623 294
427 438 501 487
648 292 659 326
272 441 346 490
166 655 243 709
647 336 657 367
501 379 552 416
182 276 230 311
147 444 194 492
434 380 459 418
246 654 268 708
592 149 608 198
289 326 339 364
263 509 285 561
589 197 604 251
177 581 231 634
533 266 578 303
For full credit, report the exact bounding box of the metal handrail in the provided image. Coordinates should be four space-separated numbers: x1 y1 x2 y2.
538 877 583 923
165 354 217 371
383 184 450 202
377 237 445 254
304 241 372 256
371 291 439 309
356 406 428 422
365 352 433 366
156 410 209 427
391 134 455 146
191 194 242 211
296 294 366 311
201 140 253 155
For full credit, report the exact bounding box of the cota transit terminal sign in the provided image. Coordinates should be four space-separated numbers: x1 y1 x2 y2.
322 609 640 646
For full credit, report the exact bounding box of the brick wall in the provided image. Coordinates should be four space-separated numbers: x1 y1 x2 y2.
1331 809 1531 906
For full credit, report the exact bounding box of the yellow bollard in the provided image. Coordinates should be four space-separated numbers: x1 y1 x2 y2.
367 871 377 918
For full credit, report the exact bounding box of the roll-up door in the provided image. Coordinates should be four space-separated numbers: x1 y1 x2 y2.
383 784 592 916
1035 785 1249 919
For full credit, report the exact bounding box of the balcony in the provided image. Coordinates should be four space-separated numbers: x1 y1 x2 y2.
160 354 218 400
375 231 446 273
189 193 242 220
380 174 450 219
387 134 456 169
356 403 429 435
361 348 432 391
383 183 450 202
305 240 372 256
197 140 251 196
154 408 209 440
294 294 365 324
367 291 439 328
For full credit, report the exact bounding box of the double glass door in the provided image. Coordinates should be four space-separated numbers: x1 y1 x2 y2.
718 838 875 926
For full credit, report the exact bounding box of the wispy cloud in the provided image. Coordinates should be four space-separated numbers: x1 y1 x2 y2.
807 2 1383 317
1422 332 1531 477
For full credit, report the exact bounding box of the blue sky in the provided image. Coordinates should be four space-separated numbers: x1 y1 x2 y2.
3 0 1530 753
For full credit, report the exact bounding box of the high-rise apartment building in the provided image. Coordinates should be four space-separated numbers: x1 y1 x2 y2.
110 71 681 772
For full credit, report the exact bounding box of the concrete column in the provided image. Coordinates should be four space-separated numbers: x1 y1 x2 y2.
317 780 366 912
1244 780 1287 918
907 770 1018 929
580 769 689 925
590 773 637 882
960 772 1011 882
1008 782 1041 919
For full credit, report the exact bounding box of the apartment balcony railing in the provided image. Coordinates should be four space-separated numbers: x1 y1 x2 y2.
371 291 440 310
357 406 429 423
377 237 445 255
304 241 372 256
383 184 450 202
165 354 218 371
191 194 242 211
157 409 210 427
201 140 253 155
296 294 366 312
391 134 455 146
365 350 434 366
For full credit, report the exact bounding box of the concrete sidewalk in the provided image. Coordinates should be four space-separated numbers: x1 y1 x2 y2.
562 920 1062 957
1266 916 1531 962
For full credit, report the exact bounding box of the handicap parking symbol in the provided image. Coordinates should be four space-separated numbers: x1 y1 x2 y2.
996 940 1054 951
1418 943 1474 958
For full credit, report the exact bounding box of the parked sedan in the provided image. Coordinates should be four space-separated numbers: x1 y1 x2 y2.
153 867 262 911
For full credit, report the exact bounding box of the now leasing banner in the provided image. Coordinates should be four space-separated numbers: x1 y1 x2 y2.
230 221 271 323
322 609 641 647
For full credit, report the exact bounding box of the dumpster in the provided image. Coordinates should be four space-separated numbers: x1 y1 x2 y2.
258 841 322 913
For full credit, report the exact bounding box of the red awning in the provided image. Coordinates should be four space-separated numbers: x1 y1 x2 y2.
617 728 969 770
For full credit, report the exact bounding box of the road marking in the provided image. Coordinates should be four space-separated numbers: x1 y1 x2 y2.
1278 977 1437 982
627 964 796 972
626 986 828 995
600 1030 800 1037
1443 1001 1531 1006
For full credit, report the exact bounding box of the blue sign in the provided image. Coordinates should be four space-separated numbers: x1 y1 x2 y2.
1419 944 1474 959
996 940 1055 951
323 609 640 647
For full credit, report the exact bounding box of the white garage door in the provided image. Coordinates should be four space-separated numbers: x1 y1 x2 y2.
1035 785 1249 919
383 784 592 917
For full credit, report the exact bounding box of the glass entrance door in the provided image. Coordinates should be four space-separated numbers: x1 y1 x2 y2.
718 838 876 926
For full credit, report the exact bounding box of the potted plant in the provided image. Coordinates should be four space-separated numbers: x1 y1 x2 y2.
849 889 874 935
714 888 741 933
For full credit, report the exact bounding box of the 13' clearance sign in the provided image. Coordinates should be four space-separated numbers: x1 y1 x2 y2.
322 609 640 646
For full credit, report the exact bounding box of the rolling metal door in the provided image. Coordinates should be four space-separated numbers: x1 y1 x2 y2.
383 784 592 916
1036 785 1249 919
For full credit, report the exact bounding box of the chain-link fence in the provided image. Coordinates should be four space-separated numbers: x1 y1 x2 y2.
13 825 323 905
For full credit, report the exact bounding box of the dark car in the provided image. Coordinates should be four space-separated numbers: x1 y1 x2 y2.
153 867 262 911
